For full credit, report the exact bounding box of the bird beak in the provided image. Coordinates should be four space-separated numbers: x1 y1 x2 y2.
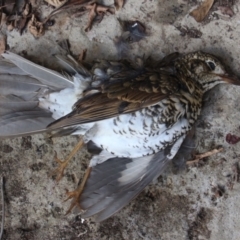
217 74 240 85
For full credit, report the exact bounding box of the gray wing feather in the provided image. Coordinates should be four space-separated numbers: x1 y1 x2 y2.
2 51 74 89
80 151 170 222
0 110 53 138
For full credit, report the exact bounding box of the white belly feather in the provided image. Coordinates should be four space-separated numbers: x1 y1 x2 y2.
88 112 190 159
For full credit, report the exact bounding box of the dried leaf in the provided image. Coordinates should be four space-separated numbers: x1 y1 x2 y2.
114 0 124 10
0 13 7 28
28 14 45 38
96 5 115 14
23 3 31 16
0 36 6 54
2 0 15 15
18 17 28 34
217 6 234 17
44 0 68 8
18 3 32 34
78 49 87 61
7 21 14 31
190 0 214 22
226 133 240 144
49 0 95 16
84 3 114 31
44 0 114 32
85 3 97 32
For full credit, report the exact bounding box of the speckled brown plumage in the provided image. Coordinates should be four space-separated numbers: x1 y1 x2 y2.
0 51 239 222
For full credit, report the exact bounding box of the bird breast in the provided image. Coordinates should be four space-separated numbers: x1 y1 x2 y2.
85 102 192 159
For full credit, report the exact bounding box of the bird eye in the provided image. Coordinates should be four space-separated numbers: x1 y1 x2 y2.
207 61 216 70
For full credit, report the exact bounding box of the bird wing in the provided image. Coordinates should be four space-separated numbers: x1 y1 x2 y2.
77 125 195 222
47 63 180 130
79 150 170 222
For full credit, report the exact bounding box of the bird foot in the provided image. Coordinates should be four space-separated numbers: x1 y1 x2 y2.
65 167 92 214
187 147 223 165
64 189 83 215
50 139 84 182
50 152 69 182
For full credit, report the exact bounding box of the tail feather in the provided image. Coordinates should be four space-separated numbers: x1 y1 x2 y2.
0 96 39 114
0 75 47 96
0 110 53 138
0 52 77 137
2 51 74 89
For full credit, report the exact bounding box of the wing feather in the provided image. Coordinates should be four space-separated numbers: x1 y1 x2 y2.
79 150 170 221
48 68 180 130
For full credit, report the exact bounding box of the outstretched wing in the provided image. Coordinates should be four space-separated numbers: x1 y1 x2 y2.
76 125 195 222
48 60 180 130
80 150 170 222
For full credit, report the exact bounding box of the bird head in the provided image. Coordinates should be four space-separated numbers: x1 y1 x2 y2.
176 51 240 92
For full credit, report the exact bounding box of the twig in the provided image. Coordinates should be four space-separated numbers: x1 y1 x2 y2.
0 176 4 240
187 147 223 164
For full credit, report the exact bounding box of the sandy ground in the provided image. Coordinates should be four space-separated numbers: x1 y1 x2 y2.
1 0 240 239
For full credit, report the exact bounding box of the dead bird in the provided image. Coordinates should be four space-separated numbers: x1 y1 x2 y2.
0 50 239 221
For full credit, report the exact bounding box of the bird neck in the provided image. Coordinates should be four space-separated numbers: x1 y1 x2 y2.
175 59 223 94
176 68 204 97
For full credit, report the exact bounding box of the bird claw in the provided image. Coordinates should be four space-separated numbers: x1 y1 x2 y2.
50 139 85 182
64 167 92 214
64 189 82 215
50 151 68 182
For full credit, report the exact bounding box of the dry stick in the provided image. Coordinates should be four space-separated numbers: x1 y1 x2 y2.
0 176 4 240
187 147 223 165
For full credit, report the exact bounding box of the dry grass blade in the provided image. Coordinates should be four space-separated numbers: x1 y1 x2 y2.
190 0 214 22
28 14 45 38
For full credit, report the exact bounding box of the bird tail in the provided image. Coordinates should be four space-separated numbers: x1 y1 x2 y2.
0 51 89 138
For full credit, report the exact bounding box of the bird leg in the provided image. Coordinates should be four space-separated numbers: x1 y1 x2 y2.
187 147 223 165
65 167 92 214
52 138 84 182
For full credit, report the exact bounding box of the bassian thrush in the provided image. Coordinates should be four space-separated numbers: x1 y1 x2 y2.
0 51 239 221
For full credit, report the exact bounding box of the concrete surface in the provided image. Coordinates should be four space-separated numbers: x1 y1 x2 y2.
1 0 240 239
